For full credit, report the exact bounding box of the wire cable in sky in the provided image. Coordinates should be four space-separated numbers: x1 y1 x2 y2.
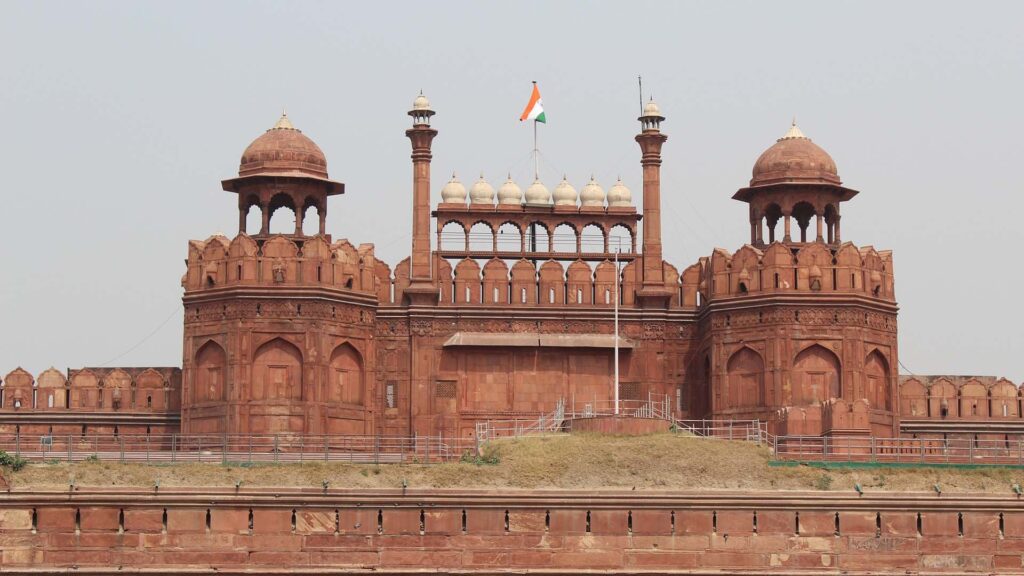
99 305 181 367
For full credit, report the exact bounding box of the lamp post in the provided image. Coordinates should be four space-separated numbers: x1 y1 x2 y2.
613 237 621 416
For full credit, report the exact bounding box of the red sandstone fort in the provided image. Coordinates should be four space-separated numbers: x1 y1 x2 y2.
4 94 1024 575
1 94 1013 443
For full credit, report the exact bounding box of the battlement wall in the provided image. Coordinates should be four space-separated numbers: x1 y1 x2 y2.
183 234 391 304
0 489 1020 574
900 375 1023 422
697 241 895 304
0 367 181 436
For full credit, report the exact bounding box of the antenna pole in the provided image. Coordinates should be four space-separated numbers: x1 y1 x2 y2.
638 75 643 115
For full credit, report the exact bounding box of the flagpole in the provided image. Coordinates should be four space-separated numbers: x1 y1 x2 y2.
533 119 539 179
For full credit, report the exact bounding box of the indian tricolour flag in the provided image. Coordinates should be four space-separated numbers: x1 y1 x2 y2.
519 82 546 123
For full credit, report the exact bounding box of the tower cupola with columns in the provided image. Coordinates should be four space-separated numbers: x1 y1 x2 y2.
222 114 344 238
733 121 857 246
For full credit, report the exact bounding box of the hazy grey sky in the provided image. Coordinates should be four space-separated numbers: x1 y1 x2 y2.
1 1 1020 381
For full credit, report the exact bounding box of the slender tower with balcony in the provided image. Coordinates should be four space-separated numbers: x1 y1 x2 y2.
403 92 440 305
635 99 674 308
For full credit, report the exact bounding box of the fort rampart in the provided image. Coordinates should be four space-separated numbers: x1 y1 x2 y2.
1 488 1023 574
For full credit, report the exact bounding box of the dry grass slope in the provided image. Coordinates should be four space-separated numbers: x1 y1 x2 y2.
6 432 1024 492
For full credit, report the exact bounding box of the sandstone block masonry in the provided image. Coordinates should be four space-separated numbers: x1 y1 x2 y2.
2 488 1024 574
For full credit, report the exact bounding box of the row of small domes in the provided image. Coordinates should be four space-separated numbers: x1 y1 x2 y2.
441 174 633 207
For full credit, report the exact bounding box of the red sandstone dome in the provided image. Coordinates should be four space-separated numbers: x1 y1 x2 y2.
238 113 329 179
749 122 840 187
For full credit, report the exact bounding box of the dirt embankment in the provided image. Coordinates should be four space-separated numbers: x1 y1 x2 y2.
5 433 1024 493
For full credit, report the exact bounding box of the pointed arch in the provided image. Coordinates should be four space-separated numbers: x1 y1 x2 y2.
991 379 1020 418
194 340 227 403
792 344 841 405
328 342 364 406
593 260 617 307
565 260 593 304
509 259 536 305
725 347 764 410
960 378 988 418
252 337 303 401
538 260 566 305
454 258 482 304
928 378 957 418
900 377 927 417
482 258 510 304
36 368 67 410
863 350 891 411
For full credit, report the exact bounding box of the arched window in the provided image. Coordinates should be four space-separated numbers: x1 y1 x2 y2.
268 193 297 234
552 223 577 252
496 223 522 252
439 221 467 251
468 222 494 252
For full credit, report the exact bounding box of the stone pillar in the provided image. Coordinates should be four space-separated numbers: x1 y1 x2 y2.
403 96 439 305
816 213 824 242
261 207 270 235
834 215 842 243
239 206 247 234
319 208 326 236
783 212 792 242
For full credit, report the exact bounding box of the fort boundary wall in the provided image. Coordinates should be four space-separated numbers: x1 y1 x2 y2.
2 488 1024 574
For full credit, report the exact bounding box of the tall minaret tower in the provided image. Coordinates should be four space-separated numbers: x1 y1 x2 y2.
635 99 673 308
404 92 439 305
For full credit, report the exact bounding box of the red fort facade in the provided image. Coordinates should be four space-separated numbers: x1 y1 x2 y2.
1 95 1016 444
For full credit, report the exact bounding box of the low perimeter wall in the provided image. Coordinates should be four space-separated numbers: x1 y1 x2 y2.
2 488 1024 574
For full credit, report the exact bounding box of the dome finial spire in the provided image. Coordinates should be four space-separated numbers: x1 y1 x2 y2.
272 110 294 130
781 118 805 140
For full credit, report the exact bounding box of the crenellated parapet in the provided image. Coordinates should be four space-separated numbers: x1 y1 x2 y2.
0 366 180 413
899 375 1021 420
182 233 389 301
694 241 895 304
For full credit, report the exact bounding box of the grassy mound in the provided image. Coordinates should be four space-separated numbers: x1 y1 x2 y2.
5 433 1024 493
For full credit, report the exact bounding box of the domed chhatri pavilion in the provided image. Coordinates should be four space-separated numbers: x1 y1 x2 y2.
3 93 1017 446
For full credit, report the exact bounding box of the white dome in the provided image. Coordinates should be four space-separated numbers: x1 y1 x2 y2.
552 176 578 206
642 98 662 118
524 178 551 204
497 175 523 205
607 178 633 207
412 91 431 111
579 176 604 207
440 173 466 204
469 174 495 204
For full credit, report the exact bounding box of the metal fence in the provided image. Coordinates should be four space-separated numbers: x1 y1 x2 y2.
565 393 674 421
476 399 566 443
671 419 770 444
0 433 470 464
773 435 1024 466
